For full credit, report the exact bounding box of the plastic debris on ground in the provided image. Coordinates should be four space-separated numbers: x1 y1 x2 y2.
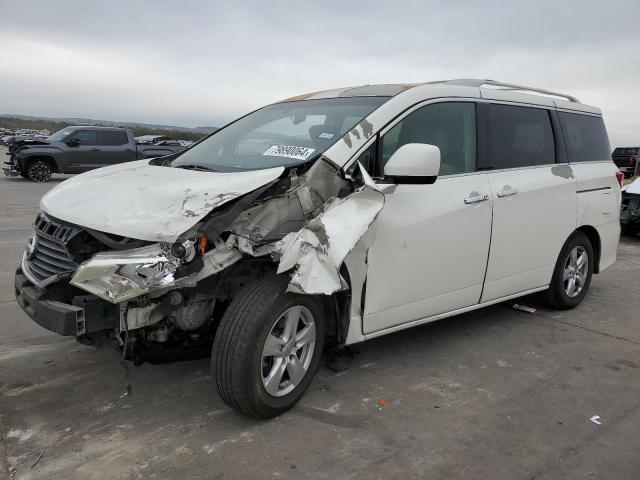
512 303 537 314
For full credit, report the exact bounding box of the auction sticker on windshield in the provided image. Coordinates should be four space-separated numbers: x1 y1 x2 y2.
263 145 315 161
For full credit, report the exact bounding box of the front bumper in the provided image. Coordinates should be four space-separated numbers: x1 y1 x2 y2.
3 160 20 177
15 268 119 336
15 270 83 335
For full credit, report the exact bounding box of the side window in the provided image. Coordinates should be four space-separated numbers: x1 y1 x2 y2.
68 130 97 146
347 142 376 176
485 105 555 169
380 102 476 175
558 112 611 162
98 131 128 146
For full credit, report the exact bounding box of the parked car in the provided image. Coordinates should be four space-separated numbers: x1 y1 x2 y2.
612 146 639 178
3 126 188 181
14 79 621 418
620 178 640 235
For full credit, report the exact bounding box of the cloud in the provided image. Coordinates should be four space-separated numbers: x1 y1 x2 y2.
0 0 638 145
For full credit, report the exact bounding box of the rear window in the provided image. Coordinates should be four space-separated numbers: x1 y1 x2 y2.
558 112 611 162
485 104 555 169
98 131 129 146
613 147 638 156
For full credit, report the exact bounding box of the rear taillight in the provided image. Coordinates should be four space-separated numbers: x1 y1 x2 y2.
616 171 624 187
630 156 637 165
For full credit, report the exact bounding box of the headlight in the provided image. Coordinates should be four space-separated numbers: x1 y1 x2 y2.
71 243 191 303
167 239 196 262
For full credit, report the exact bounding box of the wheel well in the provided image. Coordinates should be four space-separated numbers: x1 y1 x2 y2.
24 156 58 173
576 225 601 273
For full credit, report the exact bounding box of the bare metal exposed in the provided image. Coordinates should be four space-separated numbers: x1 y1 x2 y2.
14 79 621 417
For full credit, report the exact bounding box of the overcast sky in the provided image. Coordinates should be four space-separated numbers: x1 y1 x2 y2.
1 0 639 146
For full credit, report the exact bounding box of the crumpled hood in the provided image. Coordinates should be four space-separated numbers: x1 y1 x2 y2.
40 160 284 242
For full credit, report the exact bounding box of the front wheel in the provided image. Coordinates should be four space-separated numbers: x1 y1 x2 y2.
212 275 325 418
543 232 594 309
27 160 52 182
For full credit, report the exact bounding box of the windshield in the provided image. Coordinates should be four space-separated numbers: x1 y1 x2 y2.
171 97 388 171
48 127 75 142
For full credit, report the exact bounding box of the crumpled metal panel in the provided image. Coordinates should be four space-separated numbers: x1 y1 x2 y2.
40 159 284 242
276 165 384 295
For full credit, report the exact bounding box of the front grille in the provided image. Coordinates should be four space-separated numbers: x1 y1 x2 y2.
23 213 80 286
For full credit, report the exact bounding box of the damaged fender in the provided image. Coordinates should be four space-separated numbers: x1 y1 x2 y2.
276 164 384 294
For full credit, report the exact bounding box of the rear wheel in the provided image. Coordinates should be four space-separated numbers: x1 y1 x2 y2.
543 232 594 309
27 160 52 182
212 275 325 418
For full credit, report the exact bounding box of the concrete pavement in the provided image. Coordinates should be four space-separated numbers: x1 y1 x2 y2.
1 151 639 479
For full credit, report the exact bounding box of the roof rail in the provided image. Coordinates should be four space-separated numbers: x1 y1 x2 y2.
425 78 580 103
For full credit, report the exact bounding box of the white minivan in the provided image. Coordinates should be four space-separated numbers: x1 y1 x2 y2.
16 79 621 417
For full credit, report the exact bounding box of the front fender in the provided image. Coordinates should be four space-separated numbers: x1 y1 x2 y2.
19 152 62 173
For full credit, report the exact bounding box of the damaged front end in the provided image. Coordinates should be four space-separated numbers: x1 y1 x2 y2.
15 157 383 363
621 179 640 235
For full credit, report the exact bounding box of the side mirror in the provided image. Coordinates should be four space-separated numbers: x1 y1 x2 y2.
384 143 441 184
65 138 80 147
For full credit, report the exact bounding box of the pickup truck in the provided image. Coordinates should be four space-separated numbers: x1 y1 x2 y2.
3 126 188 182
612 146 639 178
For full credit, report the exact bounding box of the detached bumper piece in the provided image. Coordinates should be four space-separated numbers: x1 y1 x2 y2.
15 269 118 337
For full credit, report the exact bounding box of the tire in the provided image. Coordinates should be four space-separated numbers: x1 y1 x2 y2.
27 160 52 182
212 275 326 418
543 231 594 309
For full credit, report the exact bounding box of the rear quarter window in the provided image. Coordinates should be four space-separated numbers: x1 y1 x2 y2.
98 131 129 146
558 112 611 162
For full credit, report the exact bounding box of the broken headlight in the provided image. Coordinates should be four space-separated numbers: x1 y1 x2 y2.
168 239 196 261
70 240 199 304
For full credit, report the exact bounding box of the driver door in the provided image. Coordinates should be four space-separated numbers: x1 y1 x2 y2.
64 130 99 172
362 101 493 334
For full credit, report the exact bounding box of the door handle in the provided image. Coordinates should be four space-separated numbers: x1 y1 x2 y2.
464 193 489 204
497 187 519 197
89 148 100 151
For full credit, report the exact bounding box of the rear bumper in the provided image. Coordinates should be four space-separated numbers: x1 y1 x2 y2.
15 269 83 336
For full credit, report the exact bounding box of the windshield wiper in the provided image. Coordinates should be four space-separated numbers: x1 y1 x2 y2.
174 163 217 172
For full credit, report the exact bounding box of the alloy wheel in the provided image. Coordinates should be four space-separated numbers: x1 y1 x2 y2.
261 305 316 397
563 246 588 298
29 162 51 182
